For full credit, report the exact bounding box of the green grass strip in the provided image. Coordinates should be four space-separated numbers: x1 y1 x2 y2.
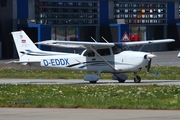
0 84 180 109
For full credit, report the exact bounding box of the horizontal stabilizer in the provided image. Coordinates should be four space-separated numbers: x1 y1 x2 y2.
6 60 40 64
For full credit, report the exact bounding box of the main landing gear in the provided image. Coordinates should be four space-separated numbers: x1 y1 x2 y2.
112 73 128 83
84 74 99 84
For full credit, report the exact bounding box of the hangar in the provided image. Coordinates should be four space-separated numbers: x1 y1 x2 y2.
0 0 180 59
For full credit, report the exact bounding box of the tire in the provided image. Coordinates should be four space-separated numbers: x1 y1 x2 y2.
134 76 141 83
118 80 125 83
89 81 97 84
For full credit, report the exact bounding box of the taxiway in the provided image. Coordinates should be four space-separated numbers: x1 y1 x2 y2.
0 108 179 120
0 79 180 86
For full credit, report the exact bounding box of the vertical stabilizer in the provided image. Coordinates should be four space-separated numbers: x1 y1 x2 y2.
11 30 41 60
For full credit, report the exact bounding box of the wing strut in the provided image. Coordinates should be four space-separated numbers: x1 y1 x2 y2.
89 46 117 71
138 45 145 51
101 36 109 43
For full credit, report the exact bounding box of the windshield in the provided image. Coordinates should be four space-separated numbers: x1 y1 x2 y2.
112 43 131 54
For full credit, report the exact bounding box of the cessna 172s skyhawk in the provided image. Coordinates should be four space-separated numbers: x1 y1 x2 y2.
11 30 174 83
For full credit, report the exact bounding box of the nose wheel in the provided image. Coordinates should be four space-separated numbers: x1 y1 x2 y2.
134 75 141 83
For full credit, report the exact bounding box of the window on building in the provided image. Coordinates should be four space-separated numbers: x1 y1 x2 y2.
35 0 99 26
129 26 146 41
51 26 78 41
114 1 167 25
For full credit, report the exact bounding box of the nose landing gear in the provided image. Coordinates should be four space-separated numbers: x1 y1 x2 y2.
133 73 141 83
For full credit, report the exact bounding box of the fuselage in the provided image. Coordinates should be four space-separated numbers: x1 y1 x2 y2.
25 49 150 73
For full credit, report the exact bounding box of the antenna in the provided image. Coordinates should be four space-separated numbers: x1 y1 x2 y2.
101 36 109 43
90 36 97 43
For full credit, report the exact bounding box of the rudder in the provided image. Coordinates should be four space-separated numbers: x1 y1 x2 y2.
11 30 41 58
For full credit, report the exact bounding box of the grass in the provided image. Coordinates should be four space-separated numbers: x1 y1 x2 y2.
0 84 180 109
0 65 180 80
0 65 180 109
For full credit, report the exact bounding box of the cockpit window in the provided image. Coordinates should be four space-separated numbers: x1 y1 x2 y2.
83 50 95 57
97 48 110 56
112 43 131 54
83 48 111 57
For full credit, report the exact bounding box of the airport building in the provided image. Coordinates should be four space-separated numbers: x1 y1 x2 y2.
0 0 180 59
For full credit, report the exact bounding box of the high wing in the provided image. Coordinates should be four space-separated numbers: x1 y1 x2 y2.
36 39 175 49
124 39 175 46
35 40 115 48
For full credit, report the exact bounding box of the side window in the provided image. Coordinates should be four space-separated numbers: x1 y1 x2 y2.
97 48 110 56
83 50 95 57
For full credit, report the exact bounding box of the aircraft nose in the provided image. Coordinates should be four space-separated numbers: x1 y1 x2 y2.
144 53 156 59
177 52 180 58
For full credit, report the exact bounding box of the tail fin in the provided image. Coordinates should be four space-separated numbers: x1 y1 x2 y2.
11 30 41 59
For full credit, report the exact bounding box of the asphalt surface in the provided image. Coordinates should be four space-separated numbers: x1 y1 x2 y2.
0 108 180 120
0 50 180 120
1 79 180 86
152 50 180 66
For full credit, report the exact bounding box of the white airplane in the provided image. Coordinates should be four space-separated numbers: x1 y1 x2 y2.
11 30 174 83
177 52 180 58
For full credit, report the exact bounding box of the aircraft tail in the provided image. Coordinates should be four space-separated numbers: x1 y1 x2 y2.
11 30 41 60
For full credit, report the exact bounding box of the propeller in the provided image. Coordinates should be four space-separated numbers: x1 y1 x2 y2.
146 53 156 72
147 44 154 72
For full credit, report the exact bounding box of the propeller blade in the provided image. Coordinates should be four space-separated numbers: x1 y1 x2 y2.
147 59 152 72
